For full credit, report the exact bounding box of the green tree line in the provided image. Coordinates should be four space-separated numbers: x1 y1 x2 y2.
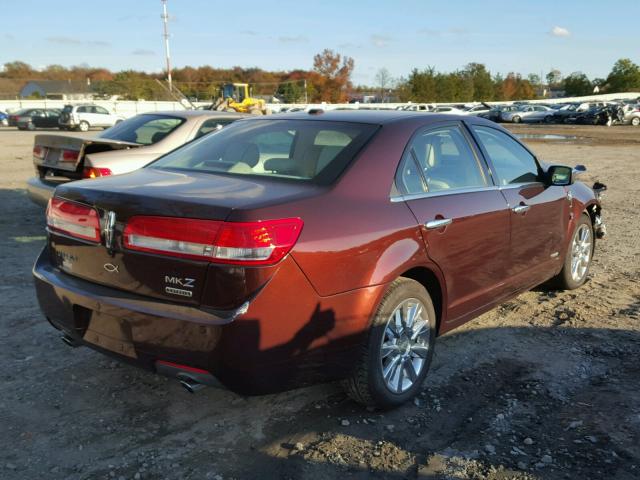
2 56 639 103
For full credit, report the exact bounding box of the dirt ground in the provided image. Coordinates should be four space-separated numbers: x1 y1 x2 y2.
0 124 639 480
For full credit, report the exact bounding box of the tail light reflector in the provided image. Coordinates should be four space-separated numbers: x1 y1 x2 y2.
46 197 101 242
83 167 112 179
61 149 80 162
123 216 303 265
33 145 46 160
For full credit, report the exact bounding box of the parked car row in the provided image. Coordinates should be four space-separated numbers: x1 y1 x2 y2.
2 104 126 131
478 100 640 126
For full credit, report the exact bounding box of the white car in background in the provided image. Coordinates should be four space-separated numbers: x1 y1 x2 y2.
500 105 554 123
58 104 125 131
432 106 468 115
28 110 245 206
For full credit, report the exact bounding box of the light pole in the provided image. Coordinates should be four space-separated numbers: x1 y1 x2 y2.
161 0 172 91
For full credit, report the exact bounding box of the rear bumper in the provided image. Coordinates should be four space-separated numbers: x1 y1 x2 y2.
33 248 381 393
26 177 56 207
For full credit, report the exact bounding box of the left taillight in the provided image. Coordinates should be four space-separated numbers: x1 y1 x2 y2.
33 145 46 160
46 197 101 243
123 216 303 265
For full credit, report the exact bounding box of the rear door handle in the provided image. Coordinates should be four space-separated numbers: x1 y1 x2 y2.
512 204 530 215
425 218 453 229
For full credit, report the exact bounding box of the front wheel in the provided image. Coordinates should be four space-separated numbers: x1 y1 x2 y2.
512 115 521 123
554 214 593 290
342 278 436 408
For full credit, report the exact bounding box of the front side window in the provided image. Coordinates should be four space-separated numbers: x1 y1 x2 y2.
396 125 487 194
100 114 185 145
150 119 377 184
472 125 540 185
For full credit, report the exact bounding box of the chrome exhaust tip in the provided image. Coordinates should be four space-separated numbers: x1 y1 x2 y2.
61 334 81 348
178 375 207 393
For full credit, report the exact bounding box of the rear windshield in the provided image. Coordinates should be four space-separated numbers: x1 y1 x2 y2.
99 114 185 145
149 119 378 184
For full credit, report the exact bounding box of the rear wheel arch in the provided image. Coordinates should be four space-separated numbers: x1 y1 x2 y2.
398 266 445 334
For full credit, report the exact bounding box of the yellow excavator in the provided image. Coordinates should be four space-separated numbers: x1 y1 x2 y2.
211 83 270 115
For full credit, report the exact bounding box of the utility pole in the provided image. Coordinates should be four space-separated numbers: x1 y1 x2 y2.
161 0 172 91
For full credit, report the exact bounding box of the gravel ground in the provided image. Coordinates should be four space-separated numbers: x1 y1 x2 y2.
0 124 639 480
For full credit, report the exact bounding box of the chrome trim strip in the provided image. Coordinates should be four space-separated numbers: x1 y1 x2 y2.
390 182 544 203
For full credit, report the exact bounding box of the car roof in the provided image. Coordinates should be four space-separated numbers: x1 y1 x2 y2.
261 109 485 125
139 110 248 119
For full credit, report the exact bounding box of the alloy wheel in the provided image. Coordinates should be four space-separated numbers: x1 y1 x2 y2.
571 224 592 282
379 298 430 394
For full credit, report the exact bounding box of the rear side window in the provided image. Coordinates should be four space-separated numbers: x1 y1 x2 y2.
396 125 487 194
195 118 236 138
472 126 540 185
150 120 378 184
100 114 185 145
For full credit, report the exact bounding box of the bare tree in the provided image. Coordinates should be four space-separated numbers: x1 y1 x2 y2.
375 67 394 101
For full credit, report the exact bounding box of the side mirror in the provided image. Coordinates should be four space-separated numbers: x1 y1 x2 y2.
547 165 573 186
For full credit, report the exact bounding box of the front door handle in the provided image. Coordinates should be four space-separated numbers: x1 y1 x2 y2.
512 204 530 215
425 218 453 229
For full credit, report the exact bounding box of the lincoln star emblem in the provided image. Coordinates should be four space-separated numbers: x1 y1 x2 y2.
103 263 119 273
103 211 117 250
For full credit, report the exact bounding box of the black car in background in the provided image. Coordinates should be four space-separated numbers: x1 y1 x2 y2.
8 109 43 126
16 108 61 130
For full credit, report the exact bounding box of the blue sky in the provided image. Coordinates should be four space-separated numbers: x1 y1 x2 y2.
1 0 637 85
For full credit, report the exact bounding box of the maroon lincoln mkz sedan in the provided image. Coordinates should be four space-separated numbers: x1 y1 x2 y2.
34 111 606 408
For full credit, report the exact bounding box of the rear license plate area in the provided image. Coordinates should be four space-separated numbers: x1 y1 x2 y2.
77 307 137 359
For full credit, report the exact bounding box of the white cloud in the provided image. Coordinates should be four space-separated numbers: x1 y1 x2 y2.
277 35 308 44
371 34 392 48
551 26 570 37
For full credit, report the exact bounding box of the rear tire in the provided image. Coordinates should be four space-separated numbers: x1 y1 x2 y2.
554 214 593 290
512 115 521 123
631 117 640 126
78 121 90 132
342 278 436 409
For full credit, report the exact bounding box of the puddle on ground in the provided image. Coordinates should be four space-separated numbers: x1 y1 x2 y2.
515 133 579 140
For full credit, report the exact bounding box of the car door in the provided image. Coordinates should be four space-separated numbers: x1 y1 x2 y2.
394 122 511 324
469 124 569 291
93 106 110 126
76 105 91 125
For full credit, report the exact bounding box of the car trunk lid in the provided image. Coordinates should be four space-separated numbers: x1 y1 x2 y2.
48 168 317 307
33 134 141 178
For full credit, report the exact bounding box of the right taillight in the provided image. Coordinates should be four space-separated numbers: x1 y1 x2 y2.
46 197 101 243
123 216 303 265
